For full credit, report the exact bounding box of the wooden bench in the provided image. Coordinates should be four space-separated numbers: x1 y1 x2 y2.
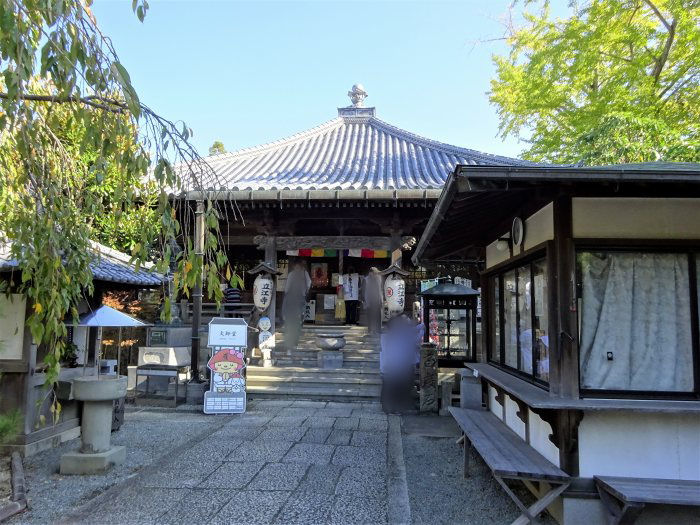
594 476 700 524
449 406 570 525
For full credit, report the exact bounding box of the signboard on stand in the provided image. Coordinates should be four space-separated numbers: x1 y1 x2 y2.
204 317 248 415
304 300 316 322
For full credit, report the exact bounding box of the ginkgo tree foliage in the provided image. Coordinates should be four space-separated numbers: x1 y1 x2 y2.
0 0 235 409
490 0 700 164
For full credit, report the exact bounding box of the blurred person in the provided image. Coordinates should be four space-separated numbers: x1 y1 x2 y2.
282 260 311 350
363 267 383 334
380 313 417 414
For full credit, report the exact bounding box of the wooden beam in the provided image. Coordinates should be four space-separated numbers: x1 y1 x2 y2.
253 235 415 251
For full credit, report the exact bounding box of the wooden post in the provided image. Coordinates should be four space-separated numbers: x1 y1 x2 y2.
390 230 402 267
551 195 579 399
190 199 205 382
264 236 277 339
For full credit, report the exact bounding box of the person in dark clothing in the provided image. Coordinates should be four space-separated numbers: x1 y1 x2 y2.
224 286 241 304
223 284 242 312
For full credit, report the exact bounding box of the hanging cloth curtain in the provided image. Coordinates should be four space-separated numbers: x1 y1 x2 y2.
579 252 693 392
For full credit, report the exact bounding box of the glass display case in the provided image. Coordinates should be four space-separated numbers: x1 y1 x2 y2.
419 282 479 365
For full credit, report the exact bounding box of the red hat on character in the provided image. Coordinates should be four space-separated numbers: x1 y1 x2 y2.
207 349 244 369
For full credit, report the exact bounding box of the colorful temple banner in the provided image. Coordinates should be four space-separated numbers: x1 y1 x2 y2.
286 249 389 258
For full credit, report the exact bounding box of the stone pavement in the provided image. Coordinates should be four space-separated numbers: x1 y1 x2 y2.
13 400 530 524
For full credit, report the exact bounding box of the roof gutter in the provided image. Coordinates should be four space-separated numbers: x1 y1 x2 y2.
455 164 700 184
182 189 443 201
412 170 459 266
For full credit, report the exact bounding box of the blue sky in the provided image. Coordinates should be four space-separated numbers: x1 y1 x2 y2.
93 1 534 159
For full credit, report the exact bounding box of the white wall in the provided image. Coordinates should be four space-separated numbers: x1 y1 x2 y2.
578 411 700 479
0 294 26 360
488 385 501 418
486 203 554 269
572 198 700 239
528 409 560 467
504 395 526 440
487 386 560 467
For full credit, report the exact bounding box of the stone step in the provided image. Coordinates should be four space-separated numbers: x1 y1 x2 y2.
247 365 380 376
272 348 379 357
272 358 379 369
247 373 381 386
279 338 380 346
246 383 381 400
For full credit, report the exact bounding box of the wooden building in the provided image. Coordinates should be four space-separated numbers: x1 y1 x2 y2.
414 162 700 523
179 86 537 397
0 241 162 456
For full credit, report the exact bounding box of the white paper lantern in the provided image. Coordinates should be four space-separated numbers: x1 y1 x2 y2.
384 274 406 315
253 274 274 312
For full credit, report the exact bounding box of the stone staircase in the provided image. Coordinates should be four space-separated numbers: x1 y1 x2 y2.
246 324 381 400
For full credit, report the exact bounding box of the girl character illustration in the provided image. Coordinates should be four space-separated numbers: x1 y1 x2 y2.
207 349 246 393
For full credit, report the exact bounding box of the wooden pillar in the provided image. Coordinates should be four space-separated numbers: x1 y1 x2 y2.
551 195 579 398
190 199 205 382
264 236 277 338
390 229 402 267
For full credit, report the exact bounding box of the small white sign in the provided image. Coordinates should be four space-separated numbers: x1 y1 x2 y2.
208 317 248 348
324 294 336 310
304 300 316 321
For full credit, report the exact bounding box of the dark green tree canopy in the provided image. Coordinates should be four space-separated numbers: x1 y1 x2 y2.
490 0 700 164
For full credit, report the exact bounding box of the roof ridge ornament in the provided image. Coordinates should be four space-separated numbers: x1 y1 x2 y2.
348 84 367 107
339 83 376 119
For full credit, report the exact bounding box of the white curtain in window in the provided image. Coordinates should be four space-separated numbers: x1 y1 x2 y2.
579 252 694 392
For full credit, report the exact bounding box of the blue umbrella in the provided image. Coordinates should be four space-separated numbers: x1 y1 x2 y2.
77 305 149 327
74 306 150 376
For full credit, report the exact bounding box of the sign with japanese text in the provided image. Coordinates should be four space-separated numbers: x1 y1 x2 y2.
304 300 316 321
208 317 247 347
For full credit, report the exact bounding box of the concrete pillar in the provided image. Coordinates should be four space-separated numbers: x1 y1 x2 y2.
80 401 113 453
60 376 127 474
419 342 438 413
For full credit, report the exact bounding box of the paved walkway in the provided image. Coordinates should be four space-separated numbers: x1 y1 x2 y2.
14 400 527 524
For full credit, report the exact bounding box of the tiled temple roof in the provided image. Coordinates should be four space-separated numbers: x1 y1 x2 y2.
200 86 535 192
0 240 163 287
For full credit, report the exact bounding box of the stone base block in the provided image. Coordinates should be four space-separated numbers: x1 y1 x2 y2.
419 386 437 413
186 381 207 405
317 350 344 369
439 381 454 416
261 358 275 368
59 446 126 475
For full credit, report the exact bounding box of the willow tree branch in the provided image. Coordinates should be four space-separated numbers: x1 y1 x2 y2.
0 92 126 113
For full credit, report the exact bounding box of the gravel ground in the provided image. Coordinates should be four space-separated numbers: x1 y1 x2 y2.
12 400 391 524
11 409 222 524
401 416 557 525
12 402 557 524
